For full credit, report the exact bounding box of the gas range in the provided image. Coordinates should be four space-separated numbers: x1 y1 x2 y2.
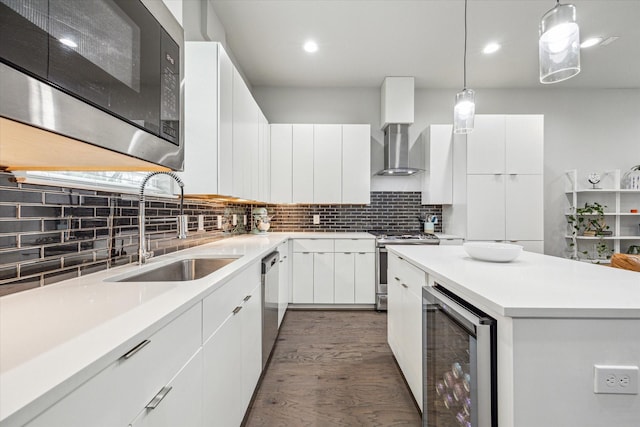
371 231 440 246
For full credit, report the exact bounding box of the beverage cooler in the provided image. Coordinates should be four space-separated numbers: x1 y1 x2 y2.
422 284 498 427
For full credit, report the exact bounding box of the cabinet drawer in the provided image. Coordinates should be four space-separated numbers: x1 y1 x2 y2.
118 302 202 425
403 260 426 296
292 238 334 253
203 262 261 340
334 238 374 253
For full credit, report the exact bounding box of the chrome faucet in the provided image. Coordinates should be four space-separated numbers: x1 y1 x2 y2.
138 171 188 264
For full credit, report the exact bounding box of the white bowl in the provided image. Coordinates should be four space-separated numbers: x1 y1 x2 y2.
463 242 523 262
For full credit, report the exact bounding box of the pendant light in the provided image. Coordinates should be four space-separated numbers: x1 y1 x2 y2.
453 0 475 134
539 1 580 84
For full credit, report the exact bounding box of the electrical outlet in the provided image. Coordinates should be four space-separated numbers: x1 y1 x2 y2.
313 214 320 225
594 365 639 394
243 215 247 225
216 215 222 229
232 214 237 225
197 215 204 231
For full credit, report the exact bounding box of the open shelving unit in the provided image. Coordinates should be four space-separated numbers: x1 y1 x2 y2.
564 169 640 262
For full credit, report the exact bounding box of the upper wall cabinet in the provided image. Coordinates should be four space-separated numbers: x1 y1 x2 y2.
271 123 371 204
422 124 453 205
467 115 543 175
181 42 268 201
342 124 371 204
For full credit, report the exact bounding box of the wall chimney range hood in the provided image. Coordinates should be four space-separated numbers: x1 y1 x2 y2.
376 76 421 176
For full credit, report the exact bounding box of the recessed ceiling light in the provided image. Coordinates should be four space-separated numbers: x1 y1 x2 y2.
59 38 78 48
303 40 318 53
482 42 501 54
580 37 603 48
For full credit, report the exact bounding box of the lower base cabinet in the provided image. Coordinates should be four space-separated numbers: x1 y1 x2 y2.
202 275 262 427
129 350 203 427
387 252 425 411
291 238 375 305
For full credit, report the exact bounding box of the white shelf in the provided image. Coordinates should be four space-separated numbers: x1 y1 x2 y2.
564 169 640 259
566 235 640 240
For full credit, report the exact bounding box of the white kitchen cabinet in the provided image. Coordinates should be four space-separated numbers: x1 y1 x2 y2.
271 123 371 204
467 114 543 175
333 239 375 304
422 124 454 205
202 307 243 427
380 76 414 129
232 68 260 200
313 252 335 304
354 252 375 304
276 240 290 326
218 46 234 196
292 252 314 303
270 124 293 204
202 263 262 427
129 349 203 427
313 124 342 204
342 124 371 204
467 175 507 241
445 114 544 251
292 238 374 305
334 252 355 303
386 252 424 411
292 124 314 203
241 283 263 410
258 112 271 203
26 303 203 427
466 115 506 175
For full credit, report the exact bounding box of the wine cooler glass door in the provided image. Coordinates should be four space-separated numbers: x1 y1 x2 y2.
423 285 497 427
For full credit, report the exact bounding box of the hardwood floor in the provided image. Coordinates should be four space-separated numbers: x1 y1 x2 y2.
243 310 422 426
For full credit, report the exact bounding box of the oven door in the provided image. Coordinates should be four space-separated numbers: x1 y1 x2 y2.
0 0 179 145
423 284 497 427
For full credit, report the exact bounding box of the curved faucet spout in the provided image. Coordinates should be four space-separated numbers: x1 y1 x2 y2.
138 172 187 264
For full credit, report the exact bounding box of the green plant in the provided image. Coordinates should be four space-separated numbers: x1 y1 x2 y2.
567 202 611 260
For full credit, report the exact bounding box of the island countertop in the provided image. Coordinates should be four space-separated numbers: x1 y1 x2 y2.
387 245 640 318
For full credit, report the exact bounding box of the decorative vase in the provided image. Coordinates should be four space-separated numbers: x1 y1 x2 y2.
623 165 640 190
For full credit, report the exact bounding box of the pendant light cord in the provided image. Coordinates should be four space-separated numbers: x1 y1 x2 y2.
463 0 468 89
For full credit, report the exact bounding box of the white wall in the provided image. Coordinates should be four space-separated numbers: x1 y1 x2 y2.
253 86 640 257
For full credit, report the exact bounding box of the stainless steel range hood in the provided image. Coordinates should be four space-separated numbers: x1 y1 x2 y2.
376 77 421 176
376 124 422 176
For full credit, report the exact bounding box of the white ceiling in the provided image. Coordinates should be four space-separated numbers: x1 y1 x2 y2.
210 0 640 89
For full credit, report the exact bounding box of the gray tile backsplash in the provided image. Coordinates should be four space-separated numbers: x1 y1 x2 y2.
1 171 442 296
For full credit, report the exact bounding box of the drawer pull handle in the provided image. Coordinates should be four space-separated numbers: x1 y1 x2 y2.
344 252 351 254
146 386 173 410
283 255 287 259
303 252 310 254
401 283 409 289
279 259 284 263
243 295 251 302
358 252 366 255
394 277 400 281
233 306 243 315
398 257 404 260
318 252 325 254
122 339 150 360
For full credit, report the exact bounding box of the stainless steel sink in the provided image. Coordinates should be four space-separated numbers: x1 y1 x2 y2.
115 257 239 282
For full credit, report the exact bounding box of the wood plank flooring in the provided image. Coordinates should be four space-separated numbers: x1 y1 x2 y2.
243 310 422 426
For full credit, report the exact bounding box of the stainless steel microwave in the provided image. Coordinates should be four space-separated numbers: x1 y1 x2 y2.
0 0 184 170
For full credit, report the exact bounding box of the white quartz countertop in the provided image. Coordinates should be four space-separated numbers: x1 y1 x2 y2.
0 232 373 426
388 245 640 319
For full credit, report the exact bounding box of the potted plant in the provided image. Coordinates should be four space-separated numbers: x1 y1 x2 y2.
567 202 612 261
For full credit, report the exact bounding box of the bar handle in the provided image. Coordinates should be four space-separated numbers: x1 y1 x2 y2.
146 386 173 410
233 306 242 315
122 339 150 360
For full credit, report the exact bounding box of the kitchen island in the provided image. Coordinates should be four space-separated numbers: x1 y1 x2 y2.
388 245 640 427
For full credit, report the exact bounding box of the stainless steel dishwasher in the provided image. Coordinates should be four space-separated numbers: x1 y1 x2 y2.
261 251 280 369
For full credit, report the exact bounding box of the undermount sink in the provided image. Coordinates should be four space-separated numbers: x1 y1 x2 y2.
114 257 239 282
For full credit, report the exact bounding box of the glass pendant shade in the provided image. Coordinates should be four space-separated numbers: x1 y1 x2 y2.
539 3 580 84
453 89 475 134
